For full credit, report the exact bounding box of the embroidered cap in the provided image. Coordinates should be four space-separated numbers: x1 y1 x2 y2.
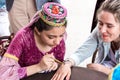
39 2 67 27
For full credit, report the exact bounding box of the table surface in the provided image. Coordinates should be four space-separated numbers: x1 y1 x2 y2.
21 66 108 80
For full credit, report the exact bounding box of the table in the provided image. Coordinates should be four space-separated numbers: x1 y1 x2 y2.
21 66 108 80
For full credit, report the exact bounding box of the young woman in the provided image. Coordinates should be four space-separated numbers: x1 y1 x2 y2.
51 0 120 80
0 2 67 80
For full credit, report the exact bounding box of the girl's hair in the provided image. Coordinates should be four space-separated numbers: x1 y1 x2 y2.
31 18 67 32
96 0 120 23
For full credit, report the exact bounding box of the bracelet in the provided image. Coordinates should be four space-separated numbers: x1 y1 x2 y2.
63 58 74 66
38 70 51 73
38 70 45 73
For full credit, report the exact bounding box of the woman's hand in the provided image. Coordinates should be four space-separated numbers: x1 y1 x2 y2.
38 53 58 72
87 63 112 75
51 63 71 80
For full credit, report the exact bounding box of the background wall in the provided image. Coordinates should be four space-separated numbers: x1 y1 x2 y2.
61 0 97 67
0 0 10 36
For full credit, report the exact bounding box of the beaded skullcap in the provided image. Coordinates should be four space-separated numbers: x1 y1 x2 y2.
39 2 67 27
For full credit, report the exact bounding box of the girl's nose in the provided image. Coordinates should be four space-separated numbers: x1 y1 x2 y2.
54 38 60 45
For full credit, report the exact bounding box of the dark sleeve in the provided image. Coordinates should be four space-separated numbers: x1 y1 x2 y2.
49 0 61 3
5 0 14 11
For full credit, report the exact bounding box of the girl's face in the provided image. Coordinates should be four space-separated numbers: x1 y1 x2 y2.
38 26 66 47
97 11 120 42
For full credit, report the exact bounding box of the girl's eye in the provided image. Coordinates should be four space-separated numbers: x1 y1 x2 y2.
48 36 54 39
60 35 64 37
48 34 64 39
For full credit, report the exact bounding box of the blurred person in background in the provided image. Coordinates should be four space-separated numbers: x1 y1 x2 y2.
5 0 61 34
6 0 37 34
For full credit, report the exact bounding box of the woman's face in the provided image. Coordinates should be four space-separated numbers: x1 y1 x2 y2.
38 26 66 47
97 11 120 42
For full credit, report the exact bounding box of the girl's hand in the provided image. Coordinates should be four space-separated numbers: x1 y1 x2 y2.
38 53 58 71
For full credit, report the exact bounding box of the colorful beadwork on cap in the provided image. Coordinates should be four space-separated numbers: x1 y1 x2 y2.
39 2 67 27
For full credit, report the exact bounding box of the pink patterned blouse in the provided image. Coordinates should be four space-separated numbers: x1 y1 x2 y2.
0 26 65 79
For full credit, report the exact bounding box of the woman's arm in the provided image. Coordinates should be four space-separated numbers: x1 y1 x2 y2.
87 63 112 75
